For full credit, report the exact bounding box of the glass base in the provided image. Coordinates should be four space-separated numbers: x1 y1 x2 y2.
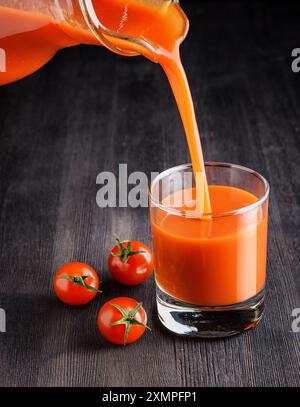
156 287 265 338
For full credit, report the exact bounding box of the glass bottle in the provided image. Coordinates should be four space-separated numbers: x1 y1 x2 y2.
0 0 187 85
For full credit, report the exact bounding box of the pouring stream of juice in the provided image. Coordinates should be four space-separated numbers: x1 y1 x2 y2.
0 0 211 213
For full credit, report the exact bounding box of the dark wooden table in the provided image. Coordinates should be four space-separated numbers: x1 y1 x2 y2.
0 1 300 387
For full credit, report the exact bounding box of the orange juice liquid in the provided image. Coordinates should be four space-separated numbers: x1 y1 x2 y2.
151 185 268 306
0 0 210 211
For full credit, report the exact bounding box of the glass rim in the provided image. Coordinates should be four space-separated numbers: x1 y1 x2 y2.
149 162 270 219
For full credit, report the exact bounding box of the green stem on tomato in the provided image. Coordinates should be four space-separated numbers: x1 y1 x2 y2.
110 302 150 345
59 275 102 293
111 238 145 263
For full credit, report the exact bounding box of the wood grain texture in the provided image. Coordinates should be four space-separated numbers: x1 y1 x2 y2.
0 1 300 387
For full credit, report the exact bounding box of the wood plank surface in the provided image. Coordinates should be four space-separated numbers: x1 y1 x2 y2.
0 1 300 387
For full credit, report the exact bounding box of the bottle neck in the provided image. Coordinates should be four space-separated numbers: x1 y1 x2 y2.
54 0 157 60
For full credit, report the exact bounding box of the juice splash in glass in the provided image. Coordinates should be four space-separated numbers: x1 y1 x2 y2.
150 163 269 337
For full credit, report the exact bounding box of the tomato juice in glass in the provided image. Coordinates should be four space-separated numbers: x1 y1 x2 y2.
150 162 269 337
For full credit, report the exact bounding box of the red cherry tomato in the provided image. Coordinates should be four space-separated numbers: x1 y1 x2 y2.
97 297 148 345
108 239 154 286
54 262 101 306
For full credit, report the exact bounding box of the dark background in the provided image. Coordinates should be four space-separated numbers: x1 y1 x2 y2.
0 1 300 387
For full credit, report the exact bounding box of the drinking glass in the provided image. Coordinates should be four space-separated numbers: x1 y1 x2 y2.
149 162 270 338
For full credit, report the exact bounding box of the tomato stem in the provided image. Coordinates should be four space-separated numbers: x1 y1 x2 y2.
59 275 102 294
110 302 149 345
111 238 145 263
